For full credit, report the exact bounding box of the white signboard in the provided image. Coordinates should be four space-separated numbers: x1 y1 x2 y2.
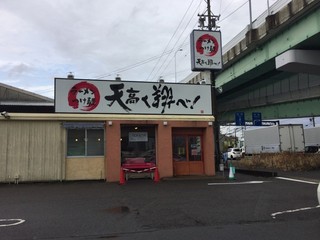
190 30 222 71
129 132 148 142
55 78 212 115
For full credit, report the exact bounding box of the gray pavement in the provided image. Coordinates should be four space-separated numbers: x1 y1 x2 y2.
277 168 320 181
226 166 320 182
0 169 319 240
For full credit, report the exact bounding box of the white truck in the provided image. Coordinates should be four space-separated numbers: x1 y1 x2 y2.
304 126 320 152
244 124 305 155
304 126 320 147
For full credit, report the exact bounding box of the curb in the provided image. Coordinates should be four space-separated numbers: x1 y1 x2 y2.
162 175 226 181
232 168 278 177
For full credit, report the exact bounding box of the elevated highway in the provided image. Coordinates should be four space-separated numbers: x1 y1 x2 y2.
213 0 320 122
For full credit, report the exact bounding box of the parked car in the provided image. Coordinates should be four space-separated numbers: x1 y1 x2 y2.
241 147 245 157
226 148 242 160
305 146 320 153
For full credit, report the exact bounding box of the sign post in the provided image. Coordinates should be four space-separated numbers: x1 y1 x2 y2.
190 0 222 170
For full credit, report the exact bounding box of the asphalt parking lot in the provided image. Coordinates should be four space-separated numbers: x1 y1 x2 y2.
1 170 319 240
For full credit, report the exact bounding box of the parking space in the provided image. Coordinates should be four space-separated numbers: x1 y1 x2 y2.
1 171 319 240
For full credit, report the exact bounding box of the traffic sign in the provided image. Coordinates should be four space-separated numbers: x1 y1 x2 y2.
235 112 245 126
252 112 262 126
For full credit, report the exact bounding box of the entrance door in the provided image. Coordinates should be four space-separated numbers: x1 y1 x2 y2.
173 135 203 176
120 125 156 164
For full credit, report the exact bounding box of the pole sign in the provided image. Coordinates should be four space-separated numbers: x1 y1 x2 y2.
190 30 222 71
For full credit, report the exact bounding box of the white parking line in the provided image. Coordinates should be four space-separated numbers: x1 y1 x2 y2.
0 219 25 227
271 205 320 219
276 177 319 185
208 181 267 186
271 177 320 219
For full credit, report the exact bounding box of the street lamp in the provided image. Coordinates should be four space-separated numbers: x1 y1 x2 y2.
174 48 183 83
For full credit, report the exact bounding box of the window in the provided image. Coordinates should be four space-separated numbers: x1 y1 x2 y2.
67 129 104 156
67 129 85 156
173 135 202 162
188 136 202 161
120 126 155 164
173 136 187 161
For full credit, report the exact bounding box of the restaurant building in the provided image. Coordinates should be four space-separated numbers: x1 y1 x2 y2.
0 78 215 183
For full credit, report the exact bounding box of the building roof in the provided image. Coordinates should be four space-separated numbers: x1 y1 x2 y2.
0 82 53 103
0 82 54 113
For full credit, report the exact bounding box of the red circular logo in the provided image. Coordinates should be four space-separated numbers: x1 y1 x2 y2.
68 81 100 111
196 34 219 57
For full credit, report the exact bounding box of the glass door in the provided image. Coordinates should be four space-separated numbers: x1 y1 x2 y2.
173 135 203 176
189 136 202 161
121 125 156 165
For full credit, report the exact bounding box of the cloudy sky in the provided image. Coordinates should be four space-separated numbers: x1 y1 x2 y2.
0 0 282 99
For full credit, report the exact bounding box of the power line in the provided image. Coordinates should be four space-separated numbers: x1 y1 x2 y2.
90 0 250 82
220 0 238 15
92 1 208 82
94 1 205 82
145 0 196 81
93 48 175 79
219 0 248 23
155 1 204 80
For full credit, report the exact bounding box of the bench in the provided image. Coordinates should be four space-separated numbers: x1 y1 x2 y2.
120 158 158 183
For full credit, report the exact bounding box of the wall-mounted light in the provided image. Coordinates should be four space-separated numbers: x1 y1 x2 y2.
216 86 223 94
208 121 213 126
108 121 113 126
163 121 168 126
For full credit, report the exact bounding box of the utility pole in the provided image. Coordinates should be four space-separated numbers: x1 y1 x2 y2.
267 0 271 15
249 0 253 29
192 0 221 170
204 0 221 169
207 0 212 29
